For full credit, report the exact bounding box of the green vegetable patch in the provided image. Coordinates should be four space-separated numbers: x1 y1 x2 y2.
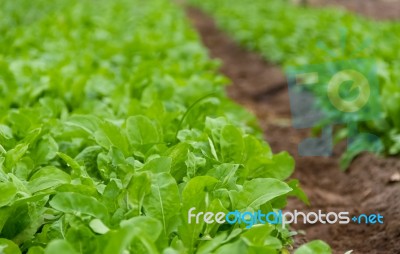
0 0 311 253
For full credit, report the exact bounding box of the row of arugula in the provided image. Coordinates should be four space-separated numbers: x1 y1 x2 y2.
190 0 400 167
0 0 329 253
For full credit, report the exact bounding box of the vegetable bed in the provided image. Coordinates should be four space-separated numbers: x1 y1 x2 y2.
0 0 314 253
190 0 400 165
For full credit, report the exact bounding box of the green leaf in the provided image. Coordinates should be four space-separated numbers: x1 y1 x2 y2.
0 183 17 207
182 176 219 211
101 180 121 213
27 246 45 254
214 239 248 254
95 121 129 156
65 115 101 135
4 144 29 171
57 152 83 177
232 178 292 209
0 125 13 140
28 167 71 193
207 163 239 188
220 125 244 163
49 192 109 222
0 207 13 233
243 135 272 162
30 135 59 166
269 152 295 180
197 232 227 254
241 224 280 249
142 157 172 174
179 176 219 252
143 173 180 236
89 219 110 235
246 152 295 180
45 240 78 254
0 238 21 254
295 240 332 254
126 115 161 145
103 217 162 254
164 142 191 181
65 225 99 254
127 172 152 217
185 151 206 178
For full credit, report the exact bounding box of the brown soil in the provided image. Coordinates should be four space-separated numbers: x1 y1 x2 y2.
308 0 400 20
186 7 400 254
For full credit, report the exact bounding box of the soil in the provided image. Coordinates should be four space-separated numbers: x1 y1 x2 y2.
308 0 400 20
186 7 400 254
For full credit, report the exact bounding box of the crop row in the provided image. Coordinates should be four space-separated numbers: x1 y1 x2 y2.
0 0 321 253
191 0 400 167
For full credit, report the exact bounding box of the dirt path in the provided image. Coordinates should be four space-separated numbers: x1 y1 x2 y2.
309 0 400 20
186 7 400 254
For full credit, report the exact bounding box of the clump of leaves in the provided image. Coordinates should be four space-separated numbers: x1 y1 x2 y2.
0 0 308 253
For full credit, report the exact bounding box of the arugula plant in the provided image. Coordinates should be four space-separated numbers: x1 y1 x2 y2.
0 0 310 253
190 0 400 166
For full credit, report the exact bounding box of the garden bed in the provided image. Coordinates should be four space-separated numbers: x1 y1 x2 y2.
187 7 400 253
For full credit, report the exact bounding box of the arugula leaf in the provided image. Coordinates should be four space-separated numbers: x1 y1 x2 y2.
45 240 78 254
295 240 332 254
0 182 17 207
49 192 109 222
126 115 162 146
231 178 292 210
143 173 181 237
0 238 21 254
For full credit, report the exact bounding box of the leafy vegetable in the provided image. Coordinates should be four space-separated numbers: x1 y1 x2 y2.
0 0 305 253
294 240 332 254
